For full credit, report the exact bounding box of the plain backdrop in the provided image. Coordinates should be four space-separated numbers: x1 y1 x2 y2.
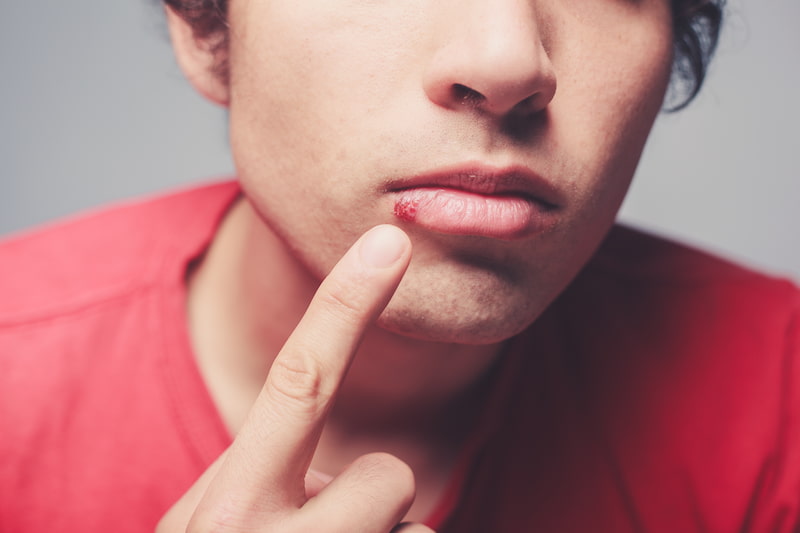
1 0 798 281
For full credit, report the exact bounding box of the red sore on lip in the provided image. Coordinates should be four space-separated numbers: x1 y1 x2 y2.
393 197 419 221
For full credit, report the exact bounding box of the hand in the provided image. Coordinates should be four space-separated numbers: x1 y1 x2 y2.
157 225 436 533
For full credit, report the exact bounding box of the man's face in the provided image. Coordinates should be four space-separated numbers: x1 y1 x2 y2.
223 0 673 344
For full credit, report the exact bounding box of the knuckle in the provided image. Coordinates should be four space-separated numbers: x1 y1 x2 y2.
184 512 237 533
266 354 331 417
317 276 367 327
184 503 239 533
185 498 273 533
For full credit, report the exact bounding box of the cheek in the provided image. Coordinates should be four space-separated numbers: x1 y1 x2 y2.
226 8 407 203
557 21 673 203
538 18 673 264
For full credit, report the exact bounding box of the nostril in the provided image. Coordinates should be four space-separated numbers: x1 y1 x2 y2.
512 94 539 116
452 84 485 108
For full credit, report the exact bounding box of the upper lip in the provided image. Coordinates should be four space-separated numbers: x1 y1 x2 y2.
384 163 563 209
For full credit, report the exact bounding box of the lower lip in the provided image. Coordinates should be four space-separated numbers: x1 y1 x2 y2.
392 188 556 240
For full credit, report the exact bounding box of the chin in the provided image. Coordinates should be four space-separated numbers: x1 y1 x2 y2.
375 304 537 345
374 280 547 346
372 237 577 345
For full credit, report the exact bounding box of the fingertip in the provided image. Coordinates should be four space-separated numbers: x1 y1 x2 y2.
359 225 411 269
301 452 417 531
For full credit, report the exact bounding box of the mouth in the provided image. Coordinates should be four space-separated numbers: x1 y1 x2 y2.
385 164 562 240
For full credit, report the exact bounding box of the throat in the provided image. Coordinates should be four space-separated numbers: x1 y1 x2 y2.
312 359 498 524
312 425 459 524
332 324 506 423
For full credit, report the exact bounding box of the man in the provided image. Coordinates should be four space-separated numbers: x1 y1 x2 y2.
2 0 798 532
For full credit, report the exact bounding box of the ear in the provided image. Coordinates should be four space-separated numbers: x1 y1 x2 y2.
164 6 230 107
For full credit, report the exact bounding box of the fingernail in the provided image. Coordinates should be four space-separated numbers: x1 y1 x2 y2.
307 468 334 484
359 225 408 268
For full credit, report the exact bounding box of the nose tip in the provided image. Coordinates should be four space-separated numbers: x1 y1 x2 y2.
453 76 557 118
425 46 557 118
423 6 557 118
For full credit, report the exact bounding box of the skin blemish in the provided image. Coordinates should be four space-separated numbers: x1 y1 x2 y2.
393 197 419 221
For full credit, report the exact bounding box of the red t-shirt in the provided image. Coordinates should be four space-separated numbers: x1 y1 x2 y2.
1 182 798 532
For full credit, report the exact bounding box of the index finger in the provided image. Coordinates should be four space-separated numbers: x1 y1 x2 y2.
199 224 412 516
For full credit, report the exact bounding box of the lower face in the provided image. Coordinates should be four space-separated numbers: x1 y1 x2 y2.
225 0 674 344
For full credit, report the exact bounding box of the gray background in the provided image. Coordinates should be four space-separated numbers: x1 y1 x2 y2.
1 1 798 281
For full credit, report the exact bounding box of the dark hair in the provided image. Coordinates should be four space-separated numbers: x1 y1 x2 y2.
163 0 230 81
163 0 724 111
668 0 725 110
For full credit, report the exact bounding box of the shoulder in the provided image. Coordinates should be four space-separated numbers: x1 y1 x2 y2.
574 223 799 326
0 180 240 326
498 226 800 531
557 225 800 387
589 224 795 287
0 181 238 530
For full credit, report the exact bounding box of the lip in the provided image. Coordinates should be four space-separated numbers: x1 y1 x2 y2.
385 163 562 240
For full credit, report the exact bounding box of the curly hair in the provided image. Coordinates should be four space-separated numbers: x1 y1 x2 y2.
163 0 724 111
668 0 725 110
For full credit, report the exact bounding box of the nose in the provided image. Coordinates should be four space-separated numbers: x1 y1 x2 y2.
423 1 557 118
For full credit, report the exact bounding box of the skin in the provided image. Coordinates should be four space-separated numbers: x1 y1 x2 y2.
224 0 674 345
159 226 429 531
160 0 675 530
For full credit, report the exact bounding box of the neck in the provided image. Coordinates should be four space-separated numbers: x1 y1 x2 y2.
188 197 510 521
188 197 505 435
